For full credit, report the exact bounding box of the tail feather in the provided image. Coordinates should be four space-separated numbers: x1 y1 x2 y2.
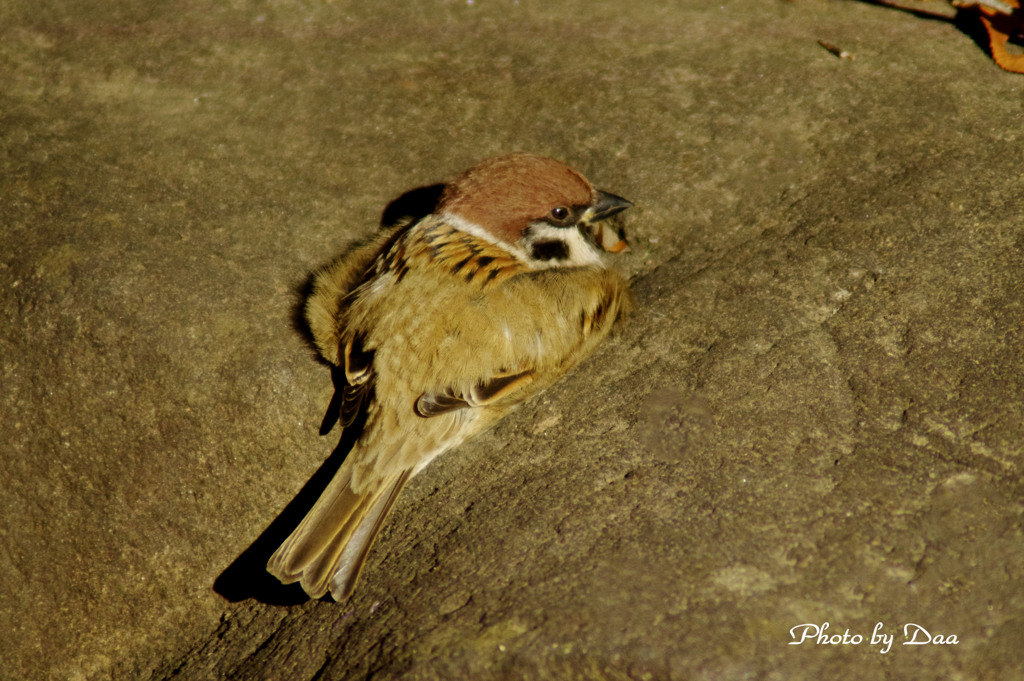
267 465 411 600
331 468 411 599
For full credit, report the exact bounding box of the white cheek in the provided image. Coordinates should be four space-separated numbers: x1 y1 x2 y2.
523 221 604 269
562 228 604 267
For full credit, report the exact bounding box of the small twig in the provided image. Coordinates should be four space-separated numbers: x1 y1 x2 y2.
818 40 855 59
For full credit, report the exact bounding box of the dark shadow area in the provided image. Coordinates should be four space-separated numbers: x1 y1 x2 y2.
949 7 1006 58
213 366 368 605
851 0 1001 61
988 8 1024 47
288 268 324 366
379 183 445 230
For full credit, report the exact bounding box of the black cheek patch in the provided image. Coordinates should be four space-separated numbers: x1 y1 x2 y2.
530 239 570 261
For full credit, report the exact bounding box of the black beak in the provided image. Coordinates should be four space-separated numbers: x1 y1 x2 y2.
579 190 633 254
589 190 633 222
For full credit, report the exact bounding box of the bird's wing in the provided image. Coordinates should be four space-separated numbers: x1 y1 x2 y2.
413 265 633 420
338 332 374 427
415 369 536 417
315 331 376 435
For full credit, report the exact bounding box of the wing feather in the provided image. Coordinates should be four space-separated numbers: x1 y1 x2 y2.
415 370 536 417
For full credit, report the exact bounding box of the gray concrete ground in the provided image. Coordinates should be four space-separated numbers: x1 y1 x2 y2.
2 0 1022 679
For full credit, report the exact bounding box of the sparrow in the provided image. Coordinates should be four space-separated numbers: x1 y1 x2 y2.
268 153 634 600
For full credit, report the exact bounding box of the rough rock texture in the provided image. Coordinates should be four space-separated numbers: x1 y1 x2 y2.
2 1 1022 679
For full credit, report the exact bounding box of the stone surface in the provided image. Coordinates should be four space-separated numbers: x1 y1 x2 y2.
2 1 1022 680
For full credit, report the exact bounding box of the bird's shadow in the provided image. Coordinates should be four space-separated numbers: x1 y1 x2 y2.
213 183 446 605
213 366 366 605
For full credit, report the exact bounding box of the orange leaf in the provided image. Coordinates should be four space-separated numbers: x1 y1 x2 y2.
973 0 1024 73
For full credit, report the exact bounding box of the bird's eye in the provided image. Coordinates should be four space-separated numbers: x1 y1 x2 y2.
550 206 570 221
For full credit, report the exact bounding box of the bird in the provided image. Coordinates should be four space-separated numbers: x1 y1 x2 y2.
268 152 634 600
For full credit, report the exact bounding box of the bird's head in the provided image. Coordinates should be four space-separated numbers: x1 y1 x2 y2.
437 153 632 268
